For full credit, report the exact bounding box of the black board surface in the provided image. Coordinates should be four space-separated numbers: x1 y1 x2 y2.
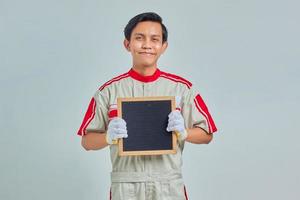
118 97 176 156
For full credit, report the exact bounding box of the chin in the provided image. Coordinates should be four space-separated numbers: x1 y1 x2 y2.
142 60 157 67
141 63 156 68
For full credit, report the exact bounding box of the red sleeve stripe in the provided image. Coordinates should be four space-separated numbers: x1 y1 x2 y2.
184 185 189 200
160 71 192 88
99 73 129 91
194 98 211 132
77 98 96 136
194 94 217 133
160 74 192 89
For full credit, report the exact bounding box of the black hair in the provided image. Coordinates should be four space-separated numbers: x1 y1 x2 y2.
124 12 168 43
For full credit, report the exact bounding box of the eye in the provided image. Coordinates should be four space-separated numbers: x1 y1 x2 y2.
135 36 142 40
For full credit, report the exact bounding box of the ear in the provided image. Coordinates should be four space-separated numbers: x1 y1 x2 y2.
123 39 130 52
160 41 168 54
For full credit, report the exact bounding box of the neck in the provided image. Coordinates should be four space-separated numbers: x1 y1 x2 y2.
132 65 157 76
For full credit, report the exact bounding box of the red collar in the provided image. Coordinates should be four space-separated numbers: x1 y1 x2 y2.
128 68 161 83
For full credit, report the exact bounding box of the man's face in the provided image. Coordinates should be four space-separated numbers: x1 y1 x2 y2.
124 21 168 69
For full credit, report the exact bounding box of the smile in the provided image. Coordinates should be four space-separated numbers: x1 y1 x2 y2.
139 52 155 55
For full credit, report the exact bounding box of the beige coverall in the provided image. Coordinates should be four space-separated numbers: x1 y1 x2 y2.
78 68 217 200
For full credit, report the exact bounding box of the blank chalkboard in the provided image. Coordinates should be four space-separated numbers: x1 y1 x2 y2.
117 96 177 156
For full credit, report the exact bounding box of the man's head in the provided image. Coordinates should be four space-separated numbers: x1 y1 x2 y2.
123 12 168 69
124 12 168 43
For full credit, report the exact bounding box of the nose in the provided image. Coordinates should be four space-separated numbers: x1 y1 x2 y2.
142 39 152 49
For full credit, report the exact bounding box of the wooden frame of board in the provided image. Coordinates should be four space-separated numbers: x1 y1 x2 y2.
117 96 177 156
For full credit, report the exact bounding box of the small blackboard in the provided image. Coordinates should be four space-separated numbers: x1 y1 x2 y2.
117 96 177 156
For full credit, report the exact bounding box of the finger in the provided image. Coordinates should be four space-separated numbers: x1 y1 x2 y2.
110 121 127 130
115 133 128 139
169 112 182 120
116 118 127 126
168 119 183 127
167 120 177 128
110 118 121 125
115 123 127 129
174 125 184 133
166 126 175 132
110 127 127 134
168 110 178 118
168 124 184 132
116 128 127 134
111 117 126 125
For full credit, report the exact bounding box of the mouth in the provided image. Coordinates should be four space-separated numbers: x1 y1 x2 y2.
138 52 156 56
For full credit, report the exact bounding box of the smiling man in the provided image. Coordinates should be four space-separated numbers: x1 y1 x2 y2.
77 12 217 200
123 20 167 75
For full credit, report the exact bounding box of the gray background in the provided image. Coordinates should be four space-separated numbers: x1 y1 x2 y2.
1 0 299 199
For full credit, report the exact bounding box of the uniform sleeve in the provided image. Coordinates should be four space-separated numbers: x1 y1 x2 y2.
77 90 109 136
181 88 217 134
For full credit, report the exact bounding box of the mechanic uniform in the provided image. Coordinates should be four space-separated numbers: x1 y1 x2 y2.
77 68 217 200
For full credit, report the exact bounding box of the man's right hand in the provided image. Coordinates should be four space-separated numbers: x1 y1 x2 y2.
106 117 128 145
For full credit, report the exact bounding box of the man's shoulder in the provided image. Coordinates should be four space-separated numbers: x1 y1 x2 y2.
98 71 130 91
159 70 193 89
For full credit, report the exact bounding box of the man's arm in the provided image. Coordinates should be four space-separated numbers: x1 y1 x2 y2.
81 117 128 151
185 127 213 144
81 132 109 151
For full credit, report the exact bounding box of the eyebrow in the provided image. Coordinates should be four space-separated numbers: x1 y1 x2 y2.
133 33 161 38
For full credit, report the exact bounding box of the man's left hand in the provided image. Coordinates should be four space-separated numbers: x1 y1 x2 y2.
166 110 188 141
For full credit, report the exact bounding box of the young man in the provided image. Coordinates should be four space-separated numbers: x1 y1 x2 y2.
77 12 217 200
